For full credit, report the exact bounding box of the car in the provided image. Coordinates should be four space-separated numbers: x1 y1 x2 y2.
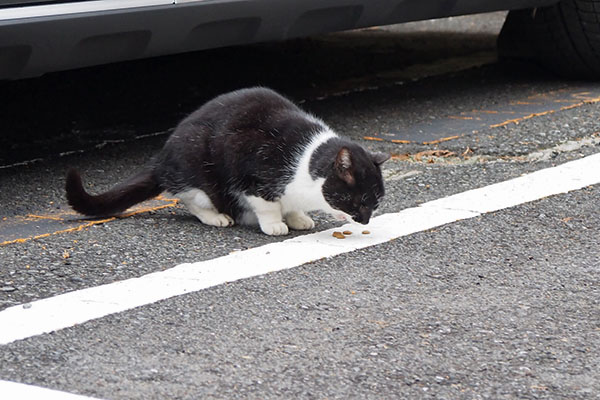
1 0 599 80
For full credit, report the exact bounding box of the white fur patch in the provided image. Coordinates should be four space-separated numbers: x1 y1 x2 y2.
177 189 234 227
279 128 339 215
177 189 215 209
285 211 315 230
242 125 347 234
244 195 288 235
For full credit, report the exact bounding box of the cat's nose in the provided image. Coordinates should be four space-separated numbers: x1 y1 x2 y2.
354 207 371 224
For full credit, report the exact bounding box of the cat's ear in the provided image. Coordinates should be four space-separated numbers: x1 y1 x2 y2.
335 147 355 186
371 152 390 166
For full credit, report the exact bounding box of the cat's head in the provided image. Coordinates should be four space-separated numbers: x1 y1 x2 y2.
322 146 389 224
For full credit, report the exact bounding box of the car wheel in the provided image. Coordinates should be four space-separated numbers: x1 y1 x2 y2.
498 0 600 79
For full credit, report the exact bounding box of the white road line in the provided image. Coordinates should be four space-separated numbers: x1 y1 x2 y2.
0 153 599 346
0 380 102 399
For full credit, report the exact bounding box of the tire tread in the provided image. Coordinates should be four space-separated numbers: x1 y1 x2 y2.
499 0 600 79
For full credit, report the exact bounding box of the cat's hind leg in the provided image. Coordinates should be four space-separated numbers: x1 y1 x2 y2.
245 195 288 235
285 210 315 231
177 189 234 227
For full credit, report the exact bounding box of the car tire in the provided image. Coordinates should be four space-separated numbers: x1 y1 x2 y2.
498 0 600 79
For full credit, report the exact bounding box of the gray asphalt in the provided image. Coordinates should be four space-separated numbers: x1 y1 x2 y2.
2 186 598 399
1 11 599 399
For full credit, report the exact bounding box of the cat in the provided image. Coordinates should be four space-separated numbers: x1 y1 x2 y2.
66 87 389 236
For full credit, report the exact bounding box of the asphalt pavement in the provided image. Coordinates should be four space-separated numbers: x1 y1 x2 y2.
1 12 599 399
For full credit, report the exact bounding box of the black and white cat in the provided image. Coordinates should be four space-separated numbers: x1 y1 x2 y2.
66 87 389 235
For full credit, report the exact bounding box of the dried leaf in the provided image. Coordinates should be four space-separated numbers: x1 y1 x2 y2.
391 153 410 161
415 150 456 158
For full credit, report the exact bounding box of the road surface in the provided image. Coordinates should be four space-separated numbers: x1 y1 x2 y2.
0 12 599 399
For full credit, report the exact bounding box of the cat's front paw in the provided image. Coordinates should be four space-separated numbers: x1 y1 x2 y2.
201 213 235 227
286 212 315 230
260 221 289 236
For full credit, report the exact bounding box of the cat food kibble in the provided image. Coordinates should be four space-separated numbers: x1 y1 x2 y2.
332 231 346 239
362 230 370 235
343 230 352 235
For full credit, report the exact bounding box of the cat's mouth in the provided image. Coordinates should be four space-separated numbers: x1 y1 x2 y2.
333 211 371 224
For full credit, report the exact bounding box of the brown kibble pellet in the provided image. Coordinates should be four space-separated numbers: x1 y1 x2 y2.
362 230 371 235
332 231 346 239
342 230 353 235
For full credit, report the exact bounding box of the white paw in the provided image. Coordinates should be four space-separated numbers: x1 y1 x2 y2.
286 213 315 230
201 213 235 227
260 221 289 236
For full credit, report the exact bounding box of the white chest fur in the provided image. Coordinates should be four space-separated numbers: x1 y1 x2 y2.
279 128 340 215
241 126 352 234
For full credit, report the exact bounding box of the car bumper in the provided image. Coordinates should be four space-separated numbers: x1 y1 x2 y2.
0 0 559 79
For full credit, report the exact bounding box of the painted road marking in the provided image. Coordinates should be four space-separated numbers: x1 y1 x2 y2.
0 380 102 400
365 86 600 143
0 152 599 346
0 196 178 246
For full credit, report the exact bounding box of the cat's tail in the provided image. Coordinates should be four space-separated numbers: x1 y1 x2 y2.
65 167 163 217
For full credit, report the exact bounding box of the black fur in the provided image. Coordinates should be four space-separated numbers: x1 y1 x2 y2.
66 87 388 227
311 140 387 224
152 87 323 218
66 168 162 217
